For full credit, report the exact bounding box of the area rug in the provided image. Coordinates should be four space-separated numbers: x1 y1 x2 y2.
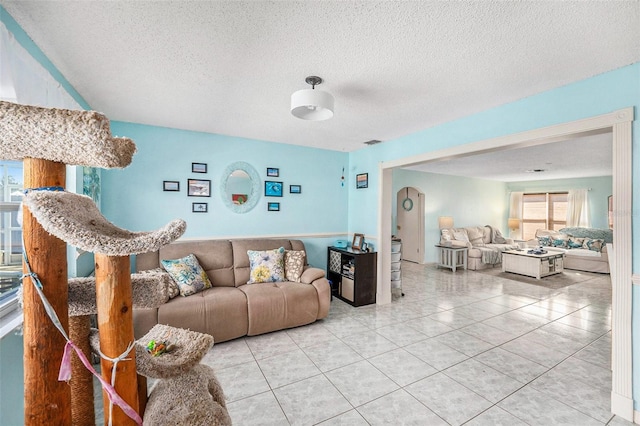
475 266 602 290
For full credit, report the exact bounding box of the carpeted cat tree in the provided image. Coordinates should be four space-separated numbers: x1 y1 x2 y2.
0 101 231 425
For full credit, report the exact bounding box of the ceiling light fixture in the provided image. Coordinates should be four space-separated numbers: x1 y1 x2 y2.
525 169 546 173
291 76 334 121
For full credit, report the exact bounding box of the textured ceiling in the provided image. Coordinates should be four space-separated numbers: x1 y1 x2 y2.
406 132 613 182
1 1 638 163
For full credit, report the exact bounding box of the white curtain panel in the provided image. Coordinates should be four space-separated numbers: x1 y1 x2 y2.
508 192 523 239
567 189 590 227
0 21 80 109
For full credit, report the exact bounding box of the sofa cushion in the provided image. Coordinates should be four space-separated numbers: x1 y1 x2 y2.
284 250 306 282
247 247 286 283
240 282 319 336
158 239 235 287
157 287 248 343
161 254 213 297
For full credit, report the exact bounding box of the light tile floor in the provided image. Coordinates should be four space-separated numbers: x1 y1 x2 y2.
201 262 634 425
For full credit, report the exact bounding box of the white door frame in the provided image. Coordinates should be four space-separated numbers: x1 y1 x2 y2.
376 107 634 421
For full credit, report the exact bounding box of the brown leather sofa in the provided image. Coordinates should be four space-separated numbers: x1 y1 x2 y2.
133 238 331 343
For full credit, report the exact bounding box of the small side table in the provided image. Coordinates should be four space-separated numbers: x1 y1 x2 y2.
435 245 468 272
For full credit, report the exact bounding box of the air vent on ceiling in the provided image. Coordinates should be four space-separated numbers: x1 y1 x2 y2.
364 139 382 145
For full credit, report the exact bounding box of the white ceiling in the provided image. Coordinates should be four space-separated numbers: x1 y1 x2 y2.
405 132 613 182
1 1 637 180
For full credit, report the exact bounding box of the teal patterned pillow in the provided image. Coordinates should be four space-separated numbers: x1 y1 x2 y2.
161 254 212 297
537 236 552 247
567 237 585 249
551 237 568 248
583 238 605 252
247 247 285 283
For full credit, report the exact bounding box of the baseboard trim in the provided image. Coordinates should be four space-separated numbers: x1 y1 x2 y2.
611 391 634 422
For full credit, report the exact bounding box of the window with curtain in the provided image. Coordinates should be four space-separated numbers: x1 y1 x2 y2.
521 192 568 240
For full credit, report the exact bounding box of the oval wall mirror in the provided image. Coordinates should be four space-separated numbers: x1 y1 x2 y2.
220 161 261 213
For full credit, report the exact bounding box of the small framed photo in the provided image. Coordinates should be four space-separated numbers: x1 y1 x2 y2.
192 163 207 173
289 185 301 194
268 202 280 212
163 181 180 192
356 173 368 189
265 181 283 197
352 233 365 250
188 179 211 197
267 167 279 177
192 202 208 213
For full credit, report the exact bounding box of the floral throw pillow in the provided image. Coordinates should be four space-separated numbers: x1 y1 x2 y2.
247 247 285 283
161 254 212 297
284 250 306 283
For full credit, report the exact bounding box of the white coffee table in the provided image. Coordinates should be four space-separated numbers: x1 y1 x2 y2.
502 249 564 279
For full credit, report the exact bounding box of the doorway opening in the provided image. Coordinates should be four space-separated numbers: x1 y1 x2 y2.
376 107 634 421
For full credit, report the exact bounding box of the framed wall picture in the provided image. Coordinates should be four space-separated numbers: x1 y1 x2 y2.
163 181 180 192
188 179 211 197
267 167 279 177
352 233 365 250
356 173 368 189
192 202 208 213
289 184 301 194
192 162 207 173
264 181 283 197
267 202 280 211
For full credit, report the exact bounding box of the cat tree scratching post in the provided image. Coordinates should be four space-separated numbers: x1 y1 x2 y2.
0 100 136 424
95 254 139 425
24 190 186 425
22 158 71 424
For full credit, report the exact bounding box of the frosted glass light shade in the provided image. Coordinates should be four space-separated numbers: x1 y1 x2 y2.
508 218 520 230
438 216 454 229
291 89 334 121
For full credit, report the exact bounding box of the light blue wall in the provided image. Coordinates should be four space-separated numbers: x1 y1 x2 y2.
392 169 508 262
507 176 613 230
103 121 350 269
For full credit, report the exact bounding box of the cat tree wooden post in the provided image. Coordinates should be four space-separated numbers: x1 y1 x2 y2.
22 158 71 425
95 254 140 426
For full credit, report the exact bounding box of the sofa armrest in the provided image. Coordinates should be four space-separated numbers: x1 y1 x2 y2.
300 267 326 284
504 238 514 245
311 278 331 319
